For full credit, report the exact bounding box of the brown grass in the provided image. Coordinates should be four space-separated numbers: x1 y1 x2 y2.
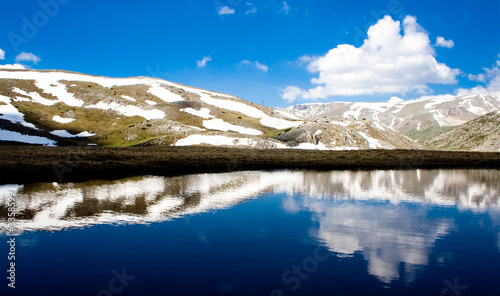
0 145 499 184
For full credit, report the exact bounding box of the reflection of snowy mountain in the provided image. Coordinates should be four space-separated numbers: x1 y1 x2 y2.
0 169 498 235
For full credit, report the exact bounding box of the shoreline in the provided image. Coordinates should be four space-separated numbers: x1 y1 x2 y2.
0 145 499 184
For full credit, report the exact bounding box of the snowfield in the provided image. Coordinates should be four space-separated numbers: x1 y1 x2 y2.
148 83 184 103
86 101 165 120
0 95 37 129
358 132 387 149
180 108 215 119
12 87 58 106
52 116 75 123
198 93 303 129
202 119 263 135
35 80 84 107
174 134 261 147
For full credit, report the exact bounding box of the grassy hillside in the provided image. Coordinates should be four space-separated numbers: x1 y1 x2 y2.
425 111 500 151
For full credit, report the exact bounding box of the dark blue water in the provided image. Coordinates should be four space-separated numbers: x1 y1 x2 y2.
1 170 499 295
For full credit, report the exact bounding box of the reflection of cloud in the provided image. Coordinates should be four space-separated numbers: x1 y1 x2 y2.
307 202 452 283
0 169 498 235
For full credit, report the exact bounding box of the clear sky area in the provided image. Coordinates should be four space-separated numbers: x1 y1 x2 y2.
1 0 499 107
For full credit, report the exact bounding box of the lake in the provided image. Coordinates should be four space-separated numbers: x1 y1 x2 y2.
1 169 499 295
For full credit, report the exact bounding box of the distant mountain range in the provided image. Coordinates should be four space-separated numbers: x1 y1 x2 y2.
1 69 499 151
285 94 500 151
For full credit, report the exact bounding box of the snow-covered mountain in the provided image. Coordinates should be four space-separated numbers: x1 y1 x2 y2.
0 69 302 148
2 69 498 151
0 69 421 150
274 118 419 150
284 94 500 143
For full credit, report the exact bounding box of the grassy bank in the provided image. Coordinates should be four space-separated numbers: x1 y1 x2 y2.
0 145 499 184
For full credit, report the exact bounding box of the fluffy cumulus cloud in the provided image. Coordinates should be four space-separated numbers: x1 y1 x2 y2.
0 64 26 69
196 56 212 68
281 15 460 102
218 6 235 15
435 36 454 48
458 55 500 98
0 48 26 69
15 52 41 64
240 60 268 73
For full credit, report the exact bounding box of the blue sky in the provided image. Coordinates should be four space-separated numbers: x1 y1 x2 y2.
0 0 499 108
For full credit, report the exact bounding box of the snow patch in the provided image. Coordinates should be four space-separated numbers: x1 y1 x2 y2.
345 132 357 144
145 100 158 105
86 101 165 120
372 121 386 131
148 83 184 103
12 87 58 106
423 97 456 109
274 109 303 120
459 99 487 116
388 96 404 104
0 95 37 129
331 146 360 150
429 110 466 127
330 120 349 127
52 116 75 124
343 103 391 120
121 95 136 102
0 70 237 101
293 141 329 150
35 80 84 107
358 132 384 149
203 119 263 135
174 134 260 147
180 108 215 119
260 116 303 129
198 93 302 129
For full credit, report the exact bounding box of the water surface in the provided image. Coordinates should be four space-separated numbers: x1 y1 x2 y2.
1 169 499 295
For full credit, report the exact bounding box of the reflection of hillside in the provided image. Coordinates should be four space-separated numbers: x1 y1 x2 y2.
0 172 285 233
276 169 500 208
0 169 498 234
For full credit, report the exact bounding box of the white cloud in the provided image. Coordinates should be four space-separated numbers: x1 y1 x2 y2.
0 49 5 60
281 15 460 102
459 56 500 98
0 64 26 70
246 2 257 14
468 73 486 82
281 1 290 14
435 36 454 48
15 52 41 64
196 56 212 68
240 60 268 73
218 6 235 15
